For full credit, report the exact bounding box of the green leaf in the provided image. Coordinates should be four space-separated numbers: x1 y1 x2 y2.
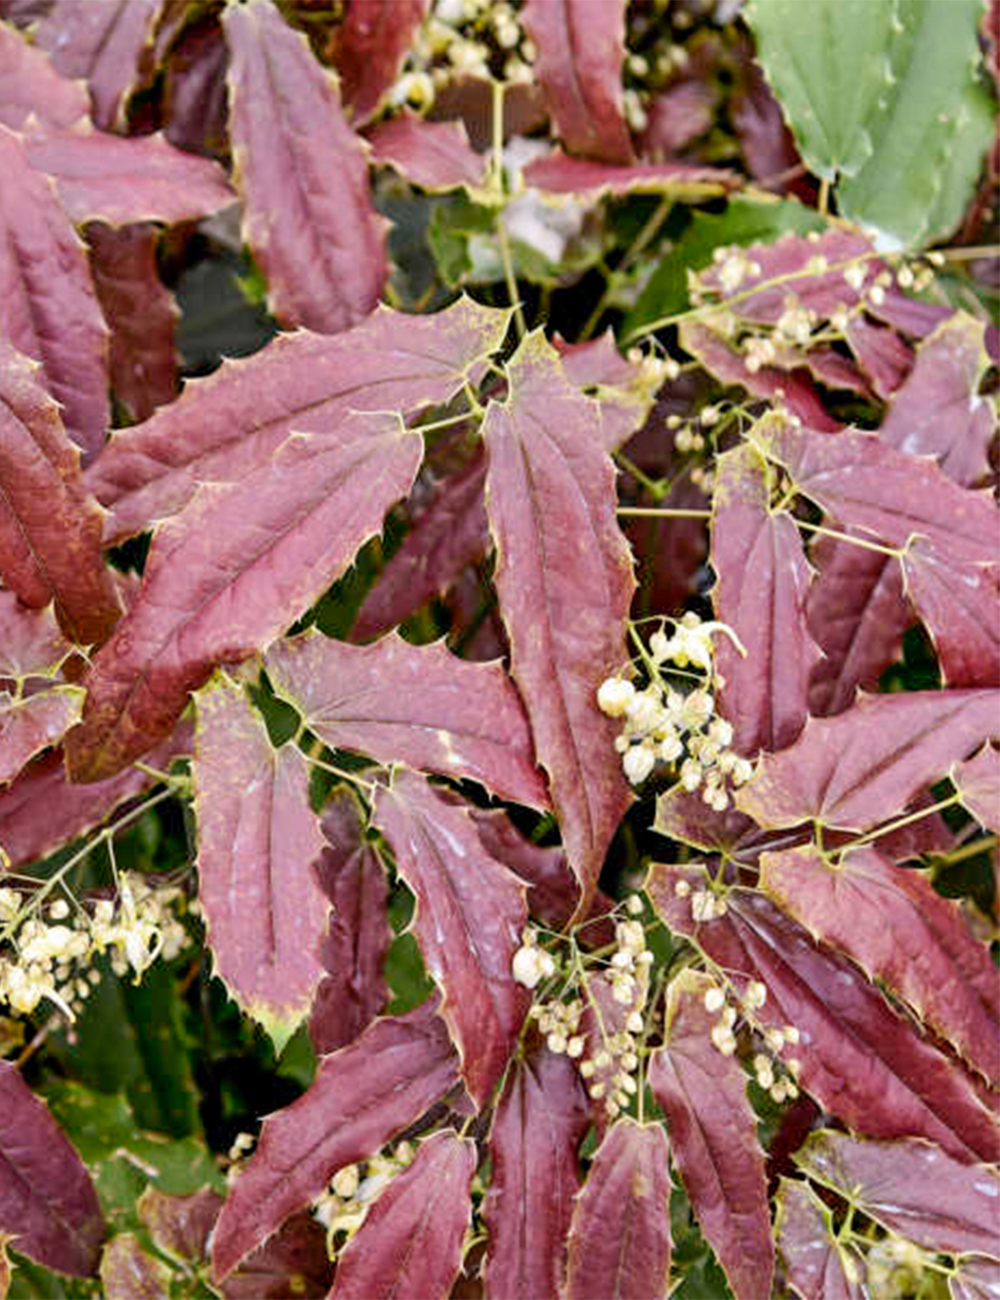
747 0 996 248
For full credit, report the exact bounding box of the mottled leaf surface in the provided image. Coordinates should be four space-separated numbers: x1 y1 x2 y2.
331 1131 475 1300
0 684 83 785
267 630 547 809
954 745 1000 833
87 297 506 544
950 1255 1000 1300
307 790 391 1056
563 1121 672 1300
193 674 328 1050
903 546 1000 688
331 0 430 126
796 1130 1000 1257
367 114 488 191
521 0 632 163
373 769 530 1108
0 592 71 678
647 865 1000 1163
844 314 913 399
24 126 234 227
67 411 422 782
138 1186 222 1265
0 21 89 129
100 1234 170 1300
483 331 634 914
737 690 1000 831
212 1000 458 1280
711 443 820 756
482 1047 589 1300
224 0 387 332
0 125 110 464
0 339 121 645
523 150 733 199
760 846 1000 1084
776 1179 867 1300
87 221 177 424
221 1211 334 1299
0 1061 104 1276
648 970 773 1300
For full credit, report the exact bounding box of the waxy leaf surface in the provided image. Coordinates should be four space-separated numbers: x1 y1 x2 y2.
711 443 820 756
0 1060 104 1276
367 115 488 191
212 1000 459 1280
331 0 430 126
224 0 387 332
0 22 89 130
482 1047 589 1300
0 340 120 645
796 1130 1000 1258
954 745 1000 833
0 685 83 785
648 970 773 1300
521 0 632 163
647 865 1000 1163
563 1120 672 1300
0 126 109 464
483 331 634 914
24 126 234 227
902 547 1000 688
330 1131 475 1300
775 1179 868 1300
737 690 1000 831
267 629 546 808
193 674 328 1051
87 296 506 544
761 846 1000 1084
307 790 391 1056
373 769 530 1108
67 411 423 782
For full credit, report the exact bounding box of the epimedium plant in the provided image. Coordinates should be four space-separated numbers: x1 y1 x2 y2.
0 0 997 1297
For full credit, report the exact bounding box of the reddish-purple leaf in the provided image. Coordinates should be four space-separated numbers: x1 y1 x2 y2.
0 22 89 130
331 1131 475 1300
796 1131 1000 1258
0 126 110 464
646 865 1000 1164
0 1061 104 1276
640 79 716 157
86 221 178 423
563 1120 672 1300
843 314 913 400
193 674 328 1051
86 296 505 545
223 0 387 333
34 0 162 129
162 17 230 158
266 630 547 809
367 114 488 191
67 411 422 782
0 684 83 785
138 1186 223 1265
372 769 530 1108
483 331 634 915
648 969 773 1300
954 745 1000 833
680 320 840 432
759 415 998 565
24 125 234 227
554 332 660 453
482 1047 589 1300
879 312 995 486
737 689 1000 832
211 1000 459 1280
711 443 820 756
308 789 391 1056
902 546 1000 689
100 1234 170 1300
576 970 642 1136
0 724 190 868
760 845 1000 1085
330 0 430 126
0 591 71 678
653 785 765 858
950 1255 1000 1300
805 533 911 717
351 448 489 642
522 149 734 198
221 1211 334 1300
521 0 632 163
775 1179 868 1300
867 287 952 340
0 339 121 644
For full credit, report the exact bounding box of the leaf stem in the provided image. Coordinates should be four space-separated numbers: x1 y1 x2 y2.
930 833 998 867
579 196 673 340
617 506 712 519
835 792 961 855
490 79 526 341
793 518 903 558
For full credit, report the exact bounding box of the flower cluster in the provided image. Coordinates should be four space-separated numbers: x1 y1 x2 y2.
314 1142 416 1246
701 975 801 1104
0 873 189 1021
511 926 556 990
597 614 753 807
